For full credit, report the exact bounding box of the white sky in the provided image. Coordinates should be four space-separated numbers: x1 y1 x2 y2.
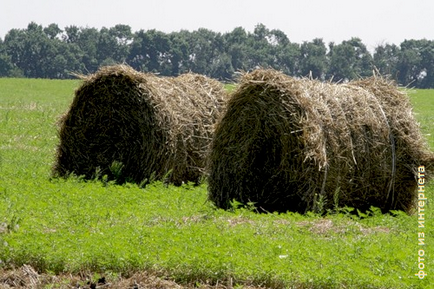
2 0 433 50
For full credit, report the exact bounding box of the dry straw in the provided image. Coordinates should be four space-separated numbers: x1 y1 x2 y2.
53 64 227 185
208 68 434 214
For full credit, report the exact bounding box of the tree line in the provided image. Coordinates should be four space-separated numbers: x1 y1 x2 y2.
1 22 433 88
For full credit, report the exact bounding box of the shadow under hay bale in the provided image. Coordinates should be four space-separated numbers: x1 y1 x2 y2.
208 69 434 214
53 65 227 185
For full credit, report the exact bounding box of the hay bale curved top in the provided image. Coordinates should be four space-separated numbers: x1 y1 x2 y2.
53 64 227 185
208 68 433 213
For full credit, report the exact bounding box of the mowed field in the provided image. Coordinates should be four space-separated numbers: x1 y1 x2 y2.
0 78 433 288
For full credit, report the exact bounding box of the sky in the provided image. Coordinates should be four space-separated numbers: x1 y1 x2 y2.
1 0 433 50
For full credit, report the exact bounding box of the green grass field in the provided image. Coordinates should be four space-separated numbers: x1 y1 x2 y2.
0 78 433 288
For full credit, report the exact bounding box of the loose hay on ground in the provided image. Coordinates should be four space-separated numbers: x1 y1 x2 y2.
0 266 268 289
208 69 434 214
53 65 227 185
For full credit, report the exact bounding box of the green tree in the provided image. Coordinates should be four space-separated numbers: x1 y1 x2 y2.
268 29 300 76
3 22 61 78
418 40 434 88
44 23 62 40
244 23 275 68
328 38 373 81
168 31 190 75
3 25 34 77
224 27 248 72
397 40 423 87
0 38 15 76
373 43 400 78
128 29 171 74
210 53 234 80
109 24 133 63
64 25 80 44
396 39 434 88
187 28 224 75
299 38 328 79
96 27 119 65
76 27 99 73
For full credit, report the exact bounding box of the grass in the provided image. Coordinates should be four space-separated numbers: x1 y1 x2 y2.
408 88 434 148
0 78 433 288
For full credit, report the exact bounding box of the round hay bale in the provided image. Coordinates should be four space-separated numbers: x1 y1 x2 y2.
53 65 227 185
208 69 434 214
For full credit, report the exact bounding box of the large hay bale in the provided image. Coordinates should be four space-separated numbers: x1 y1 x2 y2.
53 64 227 185
208 69 434 214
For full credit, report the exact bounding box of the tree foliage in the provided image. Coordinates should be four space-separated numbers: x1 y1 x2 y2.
0 22 433 87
